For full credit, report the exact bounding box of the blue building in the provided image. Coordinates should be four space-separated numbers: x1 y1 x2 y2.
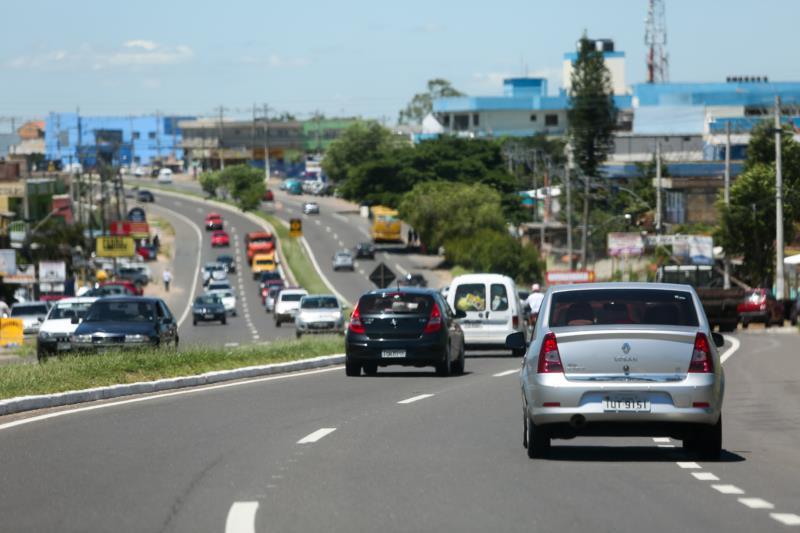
45 113 195 168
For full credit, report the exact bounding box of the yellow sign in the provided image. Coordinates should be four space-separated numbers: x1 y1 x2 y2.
0 318 24 347
289 218 302 238
96 236 136 257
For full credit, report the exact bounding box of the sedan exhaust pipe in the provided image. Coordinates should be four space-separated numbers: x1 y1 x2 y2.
569 414 587 429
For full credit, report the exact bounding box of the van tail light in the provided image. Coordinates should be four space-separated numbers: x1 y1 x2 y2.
688 332 713 373
349 303 365 334
537 332 563 374
423 303 443 334
512 315 519 329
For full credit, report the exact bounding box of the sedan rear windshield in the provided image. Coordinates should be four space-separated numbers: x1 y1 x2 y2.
84 301 156 322
12 304 48 316
281 293 305 302
50 303 93 320
301 297 339 309
549 289 699 327
359 293 432 315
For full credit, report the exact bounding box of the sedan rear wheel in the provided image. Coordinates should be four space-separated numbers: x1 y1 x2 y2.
451 346 465 375
345 361 361 377
363 363 378 376
697 417 722 461
526 416 550 459
436 348 451 377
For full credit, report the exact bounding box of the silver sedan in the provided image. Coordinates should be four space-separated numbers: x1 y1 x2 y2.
511 282 725 459
332 250 355 271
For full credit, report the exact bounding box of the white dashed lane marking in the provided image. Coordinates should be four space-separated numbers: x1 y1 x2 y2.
712 484 745 495
738 498 775 510
225 502 258 533
770 513 800 526
692 472 720 481
493 369 519 377
397 394 434 405
677 462 701 469
297 428 337 444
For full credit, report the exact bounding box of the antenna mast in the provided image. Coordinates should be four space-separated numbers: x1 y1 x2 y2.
645 0 669 83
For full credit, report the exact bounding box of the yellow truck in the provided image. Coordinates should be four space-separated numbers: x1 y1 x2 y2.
370 206 402 243
251 252 277 280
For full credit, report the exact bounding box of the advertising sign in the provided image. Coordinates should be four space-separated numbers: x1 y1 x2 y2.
0 249 16 276
110 221 131 236
0 318 24 347
39 260 66 282
127 207 146 222
96 236 136 257
646 234 714 265
607 232 645 257
4 265 36 284
289 218 303 238
8 220 27 244
129 222 150 238
546 270 596 285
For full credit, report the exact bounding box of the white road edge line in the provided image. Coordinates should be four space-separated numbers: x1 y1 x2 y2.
692 472 720 481
738 498 774 509
398 394 434 405
676 462 701 469
653 437 671 443
493 369 519 377
297 427 337 444
770 513 800 526
0 366 343 432
720 335 741 364
298 236 351 307
711 484 745 495
657 444 676 448
226 501 259 533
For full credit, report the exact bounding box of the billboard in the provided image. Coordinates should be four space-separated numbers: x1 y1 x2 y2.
646 234 714 265
546 270 596 285
39 260 66 282
0 249 16 276
607 232 645 257
96 236 136 257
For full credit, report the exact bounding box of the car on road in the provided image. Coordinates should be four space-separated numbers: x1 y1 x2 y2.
401 273 427 287
133 166 146 177
332 250 355 271
137 189 155 202
514 282 725 460
156 168 173 184
205 213 223 231
37 297 98 360
294 295 345 338
207 279 232 293
345 288 466 377
264 285 281 313
206 288 237 316
737 288 783 328
447 273 528 356
211 230 230 247
302 202 320 215
274 288 309 327
252 253 277 279
216 254 236 274
202 262 228 285
354 242 375 259
11 301 51 335
101 280 142 296
192 294 227 325
71 297 179 350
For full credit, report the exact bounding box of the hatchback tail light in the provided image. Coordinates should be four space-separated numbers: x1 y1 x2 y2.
537 332 563 374
349 303 365 334
423 303 443 334
512 315 519 329
688 332 713 373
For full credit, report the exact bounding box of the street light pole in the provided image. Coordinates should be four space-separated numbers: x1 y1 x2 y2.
655 140 662 234
774 95 786 300
723 121 731 289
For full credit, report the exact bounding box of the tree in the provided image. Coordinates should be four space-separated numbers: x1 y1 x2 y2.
200 165 265 211
199 171 221 197
567 33 618 266
399 79 464 125
321 122 396 186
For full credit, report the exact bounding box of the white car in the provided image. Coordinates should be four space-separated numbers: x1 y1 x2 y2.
274 288 309 326
206 288 237 316
302 202 320 215
207 279 232 292
202 262 227 285
133 166 146 177
156 168 173 184
294 295 344 338
10 301 50 335
36 297 97 360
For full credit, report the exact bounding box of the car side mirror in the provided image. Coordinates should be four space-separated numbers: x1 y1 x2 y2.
711 332 724 348
38 317 44 322
162 317 173 325
505 331 526 350
71 316 80 325
454 309 467 319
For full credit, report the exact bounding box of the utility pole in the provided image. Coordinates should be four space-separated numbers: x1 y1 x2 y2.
723 121 731 289
775 95 786 300
655 140 662 234
565 146 574 270
215 105 227 170
580 173 590 269
262 103 271 181
155 110 162 165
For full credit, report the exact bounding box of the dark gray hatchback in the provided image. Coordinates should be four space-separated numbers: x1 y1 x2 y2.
345 288 465 377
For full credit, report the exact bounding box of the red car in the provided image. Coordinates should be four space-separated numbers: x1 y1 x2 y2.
136 244 158 261
261 278 285 304
100 280 141 296
205 213 223 231
263 189 274 202
737 289 783 328
211 230 230 247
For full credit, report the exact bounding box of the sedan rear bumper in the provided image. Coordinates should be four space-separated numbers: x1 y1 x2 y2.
346 338 446 366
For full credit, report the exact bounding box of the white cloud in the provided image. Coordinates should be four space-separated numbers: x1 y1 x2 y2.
4 41 193 71
238 54 311 68
123 40 158 51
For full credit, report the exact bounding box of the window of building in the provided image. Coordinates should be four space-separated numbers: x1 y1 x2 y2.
545 114 559 126
132 131 140 140
453 114 470 131
148 132 156 139
441 115 450 127
530 114 537 122
472 113 479 127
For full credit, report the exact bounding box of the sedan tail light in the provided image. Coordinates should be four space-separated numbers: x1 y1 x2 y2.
537 332 563 374
688 332 714 373
349 303 365 334
423 303 443 334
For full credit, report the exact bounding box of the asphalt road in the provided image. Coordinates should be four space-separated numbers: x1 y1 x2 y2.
0 329 798 532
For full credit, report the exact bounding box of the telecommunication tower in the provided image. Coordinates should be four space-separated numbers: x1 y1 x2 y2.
644 0 669 83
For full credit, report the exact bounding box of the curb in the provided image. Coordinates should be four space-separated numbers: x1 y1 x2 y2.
0 353 344 417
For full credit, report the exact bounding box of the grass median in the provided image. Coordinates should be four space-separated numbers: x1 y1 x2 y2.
0 336 344 400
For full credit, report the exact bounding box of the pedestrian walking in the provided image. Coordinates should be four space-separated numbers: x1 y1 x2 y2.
162 268 172 292
153 234 160 251
407 228 413 247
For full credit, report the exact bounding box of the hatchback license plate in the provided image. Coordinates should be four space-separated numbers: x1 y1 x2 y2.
603 397 650 412
56 342 71 351
382 349 406 358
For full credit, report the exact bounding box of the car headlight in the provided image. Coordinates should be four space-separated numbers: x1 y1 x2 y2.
124 334 149 343
71 334 92 343
38 331 52 340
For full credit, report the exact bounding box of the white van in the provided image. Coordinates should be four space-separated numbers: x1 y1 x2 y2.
156 168 173 184
446 273 527 355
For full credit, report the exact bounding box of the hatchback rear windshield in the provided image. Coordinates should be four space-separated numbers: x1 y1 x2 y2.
281 293 305 302
359 292 432 315
50 302 93 320
549 289 698 327
301 297 339 309
12 304 48 316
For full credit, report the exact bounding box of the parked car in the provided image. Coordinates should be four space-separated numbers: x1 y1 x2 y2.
401 273 427 287
101 280 142 296
11 301 51 335
332 250 355 271
302 202 320 215
514 282 725 460
206 288 236 316
216 254 236 274
274 288 309 326
202 262 228 286
115 267 149 288
263 189 274 202
345 288 466 377
252 253 277 279
264 285 282 313
205 213 223 231
210 230 230 247
83 285 130 297
738 289 784 328
37 297 98 360
71 297 178 350
136 244 158 261
354 242 375 259
294 295 344 338
446 273 528 356
192 294 227 325
137 189 155 202
126 262 153 282
133 166 146 177
791 298 800 326
156 168 173 184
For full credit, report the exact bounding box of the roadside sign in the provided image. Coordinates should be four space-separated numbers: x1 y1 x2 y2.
0 249 16 276
0 318 23 347
127 207 146 222
129 222 149 238
96 236 136 257
39 260 66 282
607 232 644 257
289 218 303 238
369 263 396 289
546 270 595 285
110 221 131 236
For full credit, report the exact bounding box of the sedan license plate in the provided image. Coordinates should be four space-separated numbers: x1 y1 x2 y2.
603 396 650 412
381 349 406 359
56 342 71 351
204 314 214 319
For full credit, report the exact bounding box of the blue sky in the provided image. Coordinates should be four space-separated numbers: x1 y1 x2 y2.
1 0 798 124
